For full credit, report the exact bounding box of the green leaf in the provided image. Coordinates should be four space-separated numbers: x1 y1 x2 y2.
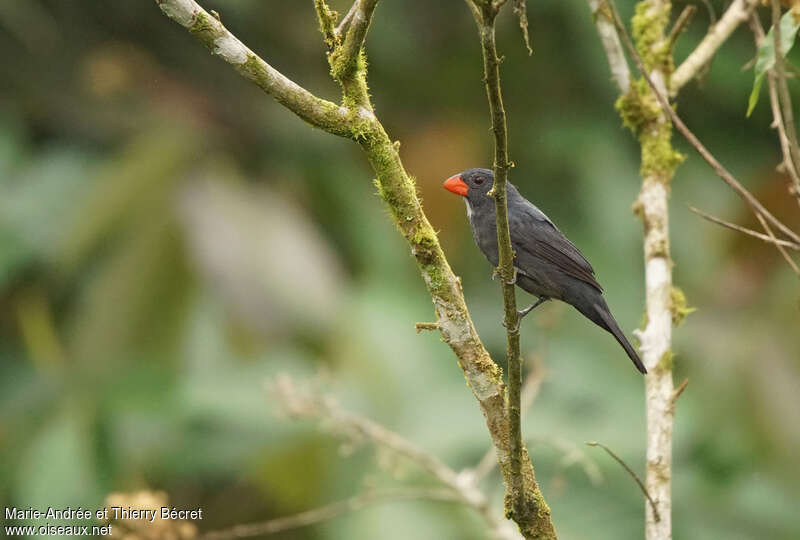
747 10 800 117
747 73 765 117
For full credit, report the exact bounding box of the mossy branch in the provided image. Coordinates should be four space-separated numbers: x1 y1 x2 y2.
467 1 557 538
155 0 352 138
592 2 679 538
155 1 546 538
313 0 339 50
588 0 631 93
670 0 760 94
609 1 800 246
336 0 377 80
319 0 377 108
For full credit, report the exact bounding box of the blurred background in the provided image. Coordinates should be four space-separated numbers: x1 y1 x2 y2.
1 1 798 538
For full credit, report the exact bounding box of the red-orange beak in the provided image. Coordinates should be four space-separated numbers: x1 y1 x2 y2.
443 175 469 196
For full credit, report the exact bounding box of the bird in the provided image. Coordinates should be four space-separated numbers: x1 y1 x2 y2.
443 168 646 374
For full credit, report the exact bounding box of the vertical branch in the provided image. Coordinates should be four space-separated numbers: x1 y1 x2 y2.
469 0 521 520
622 4 679 538
467 2 556 538
599 2 683 538
635 21 678 531
588 0 631 93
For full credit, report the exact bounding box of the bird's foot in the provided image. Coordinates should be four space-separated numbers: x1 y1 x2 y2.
502 298 549 332
502 316 521 334
518 297 548 320
492 266 517 285
506 267 518 285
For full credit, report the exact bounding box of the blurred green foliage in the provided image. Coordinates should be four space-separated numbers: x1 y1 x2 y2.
0 1 798 539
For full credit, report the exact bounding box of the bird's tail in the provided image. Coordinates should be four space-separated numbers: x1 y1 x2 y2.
592 303 647 374
574 298 646 374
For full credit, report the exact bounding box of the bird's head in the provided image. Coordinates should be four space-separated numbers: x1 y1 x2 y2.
443 168 494 206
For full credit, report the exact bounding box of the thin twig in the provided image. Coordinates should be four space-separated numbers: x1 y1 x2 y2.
666 5 697 50
756 212 800 274
696 0 717 26
749 15 800 198
671 0 760 93
513 0 533 55
530 436 603 486
415 321 441 332
472 437 504 482
270 375 519 539
606 0 800 245
768 70 800 197
586 441 661 523
272 375 463 490
335 0 360 37
688 205 800 250
670 377 689 405
199 488 461 540
770 0 800 198
521 352 546 411
467 0 531 526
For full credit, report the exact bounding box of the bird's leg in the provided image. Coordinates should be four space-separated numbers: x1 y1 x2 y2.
502 297 548 332
518 297 548 320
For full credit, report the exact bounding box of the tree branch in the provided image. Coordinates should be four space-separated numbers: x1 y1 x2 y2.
755 212 800 275
471 354 546 482
748 13 800 211
513 0 533 55
333 0 377 93
587 0 631 93
199 488 462 540
593 2 681 537
769 0 800 201
466 2 557 536
335 0 360 37
749 14 800 193
269 375 521 540
609 1 800 245
688 205 800 250
155 0 352 137
671 0 760 94
586 441 660 523
665 5 697 50
313 0 338 50
156 2 555 537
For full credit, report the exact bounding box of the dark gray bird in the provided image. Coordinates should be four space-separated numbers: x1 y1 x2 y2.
443 168 646 374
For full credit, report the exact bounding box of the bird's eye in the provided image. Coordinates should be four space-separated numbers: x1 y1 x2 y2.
475 177 485 185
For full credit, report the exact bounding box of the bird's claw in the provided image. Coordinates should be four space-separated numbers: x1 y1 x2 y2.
501 316 522 334
506 267 517 285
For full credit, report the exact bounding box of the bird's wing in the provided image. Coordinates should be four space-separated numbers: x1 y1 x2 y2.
510 204 603 293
